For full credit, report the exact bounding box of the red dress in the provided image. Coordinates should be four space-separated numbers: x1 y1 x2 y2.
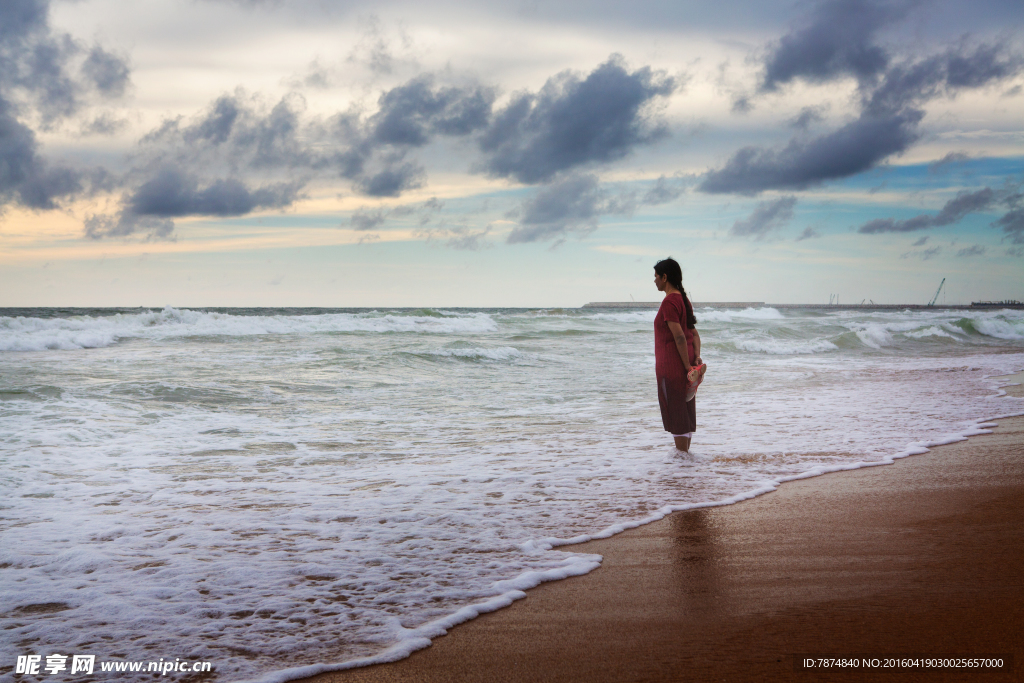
654 293 696 435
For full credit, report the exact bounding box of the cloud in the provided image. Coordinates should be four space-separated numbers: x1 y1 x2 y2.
0 1 131 124
729 196 796 239
858 188 995 233
424 224 492 250
113 54 680 241
955 244 986 257
0 98 83 210
900 245 942 260
703 3 1023 197
911 235 929 246
505 172 692 244
348 197 446 232
0 0 130 212
700 110 922 194
796 226 820 240
350 207 387 231
507 173 607 243
184 95 240 146
928 151 970 173
125 166 299 218
759 0 903 91
1007 246 1024 257
642 175 687 205
480 55 676 184
995 207 1024 244
80 112 128 136
107 74 494 232
83 166 299 239
81 46 131 98
369 75 494 146
865 43 1023 115
789 105 827 129
83 213 174 240
446 226 491 250
355 162 425 197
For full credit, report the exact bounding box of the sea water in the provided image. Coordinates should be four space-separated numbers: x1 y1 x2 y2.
2 306 1023 681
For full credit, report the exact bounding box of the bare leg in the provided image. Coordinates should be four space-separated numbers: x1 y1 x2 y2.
674 436 691 452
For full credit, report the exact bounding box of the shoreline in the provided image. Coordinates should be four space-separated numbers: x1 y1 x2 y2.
286 372 1024 683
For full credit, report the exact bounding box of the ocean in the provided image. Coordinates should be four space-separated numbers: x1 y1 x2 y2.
2 305 1023 681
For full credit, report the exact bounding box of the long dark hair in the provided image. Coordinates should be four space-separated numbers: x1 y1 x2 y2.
654 257 697 328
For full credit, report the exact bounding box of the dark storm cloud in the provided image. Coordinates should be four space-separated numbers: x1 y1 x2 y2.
480 56 677 184
125 76 492 214
185 95 240 145
700 110 922 194
760 0 902 91
125 166 300 218
0 97 83 210
0 0 130 212
857 188 995 232
0 0 131 124
355 163 425 197
864 43 1023 115
92 76 482 236
98 55 675 239
729 196 796 239
702 45 1022 194
83 167 299 239
702 0 1023 195
369 76 494 146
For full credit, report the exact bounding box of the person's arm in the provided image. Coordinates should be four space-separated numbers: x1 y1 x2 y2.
666 321 692 372
692 328 702 365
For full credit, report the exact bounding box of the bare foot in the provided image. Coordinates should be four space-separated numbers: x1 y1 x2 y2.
673 436 690 452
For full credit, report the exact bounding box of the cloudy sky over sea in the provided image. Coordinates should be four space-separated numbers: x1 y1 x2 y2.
1 0 1022 306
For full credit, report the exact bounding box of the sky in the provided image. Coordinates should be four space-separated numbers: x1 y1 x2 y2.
0 0 1022 307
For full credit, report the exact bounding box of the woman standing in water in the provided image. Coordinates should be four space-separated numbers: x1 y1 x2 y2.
653 258 703 452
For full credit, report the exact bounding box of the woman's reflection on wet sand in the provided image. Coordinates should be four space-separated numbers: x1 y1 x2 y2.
669 509 727 619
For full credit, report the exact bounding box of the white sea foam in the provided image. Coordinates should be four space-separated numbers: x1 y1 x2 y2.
0 307 498 351
2 306 1023 682
697 307 785 322
732 337 839 354
585 311 657 323
423 346 522 361
904 325 957 339
852 323 894 348
971 315 1024 340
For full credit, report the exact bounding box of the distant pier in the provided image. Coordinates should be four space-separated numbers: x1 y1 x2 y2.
582 301 1024 310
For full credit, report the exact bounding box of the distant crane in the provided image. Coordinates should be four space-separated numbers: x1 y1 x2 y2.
928 278 946 306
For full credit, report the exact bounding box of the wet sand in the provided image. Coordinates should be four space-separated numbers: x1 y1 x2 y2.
302 375 1024 683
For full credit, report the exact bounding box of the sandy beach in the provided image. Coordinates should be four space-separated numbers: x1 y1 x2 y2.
302 374 1024 683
